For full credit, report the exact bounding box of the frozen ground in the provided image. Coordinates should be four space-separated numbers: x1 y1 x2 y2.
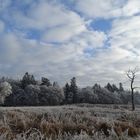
0 104 140 140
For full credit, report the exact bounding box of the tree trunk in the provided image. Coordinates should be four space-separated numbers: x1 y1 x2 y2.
126 68 138 111
131 78 135 111
131 89 135 111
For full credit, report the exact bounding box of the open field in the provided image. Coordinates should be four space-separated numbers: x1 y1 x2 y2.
0 104 140 140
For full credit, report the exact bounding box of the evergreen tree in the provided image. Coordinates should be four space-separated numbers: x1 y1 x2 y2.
41 77 52 87
112 84 119 92
119 82 124 91
64 83 70 103
70 77 78 103
21 72 36 89
93 83 101 90
105 83 113 92
53 81 59 88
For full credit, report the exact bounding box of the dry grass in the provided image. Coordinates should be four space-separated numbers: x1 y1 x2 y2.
0 104 140 140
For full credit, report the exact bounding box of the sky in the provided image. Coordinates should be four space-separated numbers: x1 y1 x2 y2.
0 0 140 88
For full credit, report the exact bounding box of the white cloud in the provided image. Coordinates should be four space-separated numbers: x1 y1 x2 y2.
74 0 125 19
110 15 140 58
8 0 87 43
0 33 21 63
42 22 86 43
74 0 140 19
122 0 140 17
11 1 84 29
0 0 140 88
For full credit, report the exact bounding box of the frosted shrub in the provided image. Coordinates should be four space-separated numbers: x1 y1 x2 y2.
0 82 12 104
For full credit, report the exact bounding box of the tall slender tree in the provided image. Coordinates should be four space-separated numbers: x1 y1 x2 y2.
119 82 124 92
64 83 70 104
70 77 78 103
126 67 139 111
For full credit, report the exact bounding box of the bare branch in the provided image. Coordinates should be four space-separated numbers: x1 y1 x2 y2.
126 73 133 80
133 87 140 89
126 66 140 111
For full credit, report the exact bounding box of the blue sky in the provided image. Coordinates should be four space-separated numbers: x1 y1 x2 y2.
90 19 112 33
0 0 140 87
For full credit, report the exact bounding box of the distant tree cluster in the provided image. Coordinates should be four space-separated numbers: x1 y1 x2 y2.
64 77 78 104
2 73 64 106
0 72 140 106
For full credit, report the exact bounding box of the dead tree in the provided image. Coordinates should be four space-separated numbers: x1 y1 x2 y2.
126 68 139 111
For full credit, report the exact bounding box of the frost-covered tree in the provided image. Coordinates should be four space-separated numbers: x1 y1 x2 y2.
94 85 121 104
39 85 64 105
79 87 98 103
112 84 119 92
41 77 52 87
5 88 26 106
119 83 124 91
64 83 71 104
21 72 36 88
93 83 101 91
25 85 40 105
70 77 78 103
53 81 60 88
0 82 12 105
105 83 114 92
134 91 140 104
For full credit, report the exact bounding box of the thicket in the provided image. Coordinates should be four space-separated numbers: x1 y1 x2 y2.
0 72 140 106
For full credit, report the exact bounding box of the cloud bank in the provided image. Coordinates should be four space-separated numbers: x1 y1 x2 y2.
0 0 140 88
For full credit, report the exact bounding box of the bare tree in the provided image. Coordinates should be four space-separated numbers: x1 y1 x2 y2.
126 67 139 111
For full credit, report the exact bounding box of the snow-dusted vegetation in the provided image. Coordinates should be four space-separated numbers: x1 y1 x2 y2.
0 104 140 140
0 82 12 105
0 73 140 140
0 72 140 107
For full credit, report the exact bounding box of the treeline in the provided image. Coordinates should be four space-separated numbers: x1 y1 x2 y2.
0 72 140 106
